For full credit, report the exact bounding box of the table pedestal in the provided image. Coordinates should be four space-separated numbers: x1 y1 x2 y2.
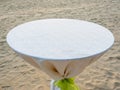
50 80 60 90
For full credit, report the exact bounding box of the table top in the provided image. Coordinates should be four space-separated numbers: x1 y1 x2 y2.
7 19 114 60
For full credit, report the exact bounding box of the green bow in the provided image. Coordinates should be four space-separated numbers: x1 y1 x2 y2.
54 78 80 90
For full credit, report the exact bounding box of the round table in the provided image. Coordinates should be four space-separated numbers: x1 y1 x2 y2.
6 19 114 90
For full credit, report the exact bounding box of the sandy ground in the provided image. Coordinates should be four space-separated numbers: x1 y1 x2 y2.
0 0 120 90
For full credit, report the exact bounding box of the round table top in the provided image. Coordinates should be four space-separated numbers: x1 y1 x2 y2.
7 19 114 60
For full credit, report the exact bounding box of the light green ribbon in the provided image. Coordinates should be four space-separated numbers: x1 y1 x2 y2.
54 78 80 90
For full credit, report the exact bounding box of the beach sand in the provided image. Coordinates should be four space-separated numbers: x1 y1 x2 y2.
0 0 120 90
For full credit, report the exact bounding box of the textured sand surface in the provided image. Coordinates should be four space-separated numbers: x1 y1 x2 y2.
0 0 120 90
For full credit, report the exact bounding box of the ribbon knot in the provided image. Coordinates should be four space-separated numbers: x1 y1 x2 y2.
54 78 80 90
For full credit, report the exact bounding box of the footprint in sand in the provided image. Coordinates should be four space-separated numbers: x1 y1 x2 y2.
1 86 13 90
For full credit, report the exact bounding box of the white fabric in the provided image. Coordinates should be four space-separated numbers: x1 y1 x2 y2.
19 53 103 80
6 19 114 80
7 19 114 60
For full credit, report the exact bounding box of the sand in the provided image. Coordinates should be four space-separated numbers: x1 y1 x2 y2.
0 0 120 90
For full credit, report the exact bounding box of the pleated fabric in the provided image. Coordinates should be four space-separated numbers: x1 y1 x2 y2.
19 53 103 80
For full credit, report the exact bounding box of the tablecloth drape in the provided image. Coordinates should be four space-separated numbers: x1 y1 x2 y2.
19 53 103 80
